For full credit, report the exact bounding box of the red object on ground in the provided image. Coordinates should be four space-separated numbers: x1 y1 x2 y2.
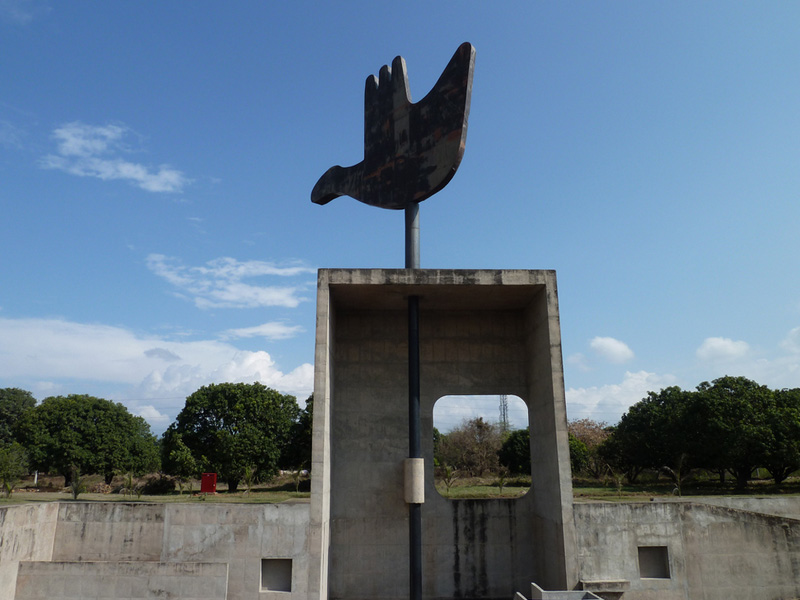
200 473 217 493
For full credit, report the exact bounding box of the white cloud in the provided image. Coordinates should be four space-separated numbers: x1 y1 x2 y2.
147 254 315 309
566 352 590 371
0 120 24 149
0 316 313 433
40 121 189 193
222 322 304 341
589 336 634 363
0 0 49 24
135 405 171 425
696 337 750 361
566 370 677 424
780 327 800 354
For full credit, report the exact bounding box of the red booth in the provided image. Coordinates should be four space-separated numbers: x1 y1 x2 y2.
200 472 217 494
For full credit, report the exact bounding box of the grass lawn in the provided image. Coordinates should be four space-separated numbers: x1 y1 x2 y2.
5 472 800 506
0 472 311 506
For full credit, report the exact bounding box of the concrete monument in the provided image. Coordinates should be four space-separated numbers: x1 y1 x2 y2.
308 43 578 600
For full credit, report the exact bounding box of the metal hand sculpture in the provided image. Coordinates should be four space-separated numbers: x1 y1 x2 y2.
311 42 475 210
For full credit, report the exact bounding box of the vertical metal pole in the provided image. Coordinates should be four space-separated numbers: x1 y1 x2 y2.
408 295 421 600
405 203 420 270
406 202 421 600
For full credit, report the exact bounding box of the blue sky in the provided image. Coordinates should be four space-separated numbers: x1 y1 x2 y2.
2 2 800 434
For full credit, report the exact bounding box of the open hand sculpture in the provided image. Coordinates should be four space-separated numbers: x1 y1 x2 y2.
311 42 475 210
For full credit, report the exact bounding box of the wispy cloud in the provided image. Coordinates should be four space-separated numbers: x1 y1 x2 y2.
40 121 189 193
696 337 750 362
0 0 49 25
0 316 313 432
147 254 314 309
222 322 304 341
590 336 634 364
0 120 24 149
567 370 678 424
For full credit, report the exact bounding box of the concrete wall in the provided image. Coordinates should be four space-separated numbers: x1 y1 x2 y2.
654 495 800 520
0 503 59 600
15 560 229 600
574 501 800 600
2 501 311 600
310 269 577 600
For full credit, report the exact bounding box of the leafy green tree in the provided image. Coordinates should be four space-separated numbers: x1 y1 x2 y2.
693 376 773 489
498 428 531 475
600 386 694 483
0 442 29 497
163 382 299 492
16 394 160 486
281 394 313 471
432 427 443 465
0 388 36 445
161 431 199 489
568 433 589 475
761 387 800 486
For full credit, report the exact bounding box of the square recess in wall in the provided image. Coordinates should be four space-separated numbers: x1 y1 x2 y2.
638 546 670 579
261 558 292 592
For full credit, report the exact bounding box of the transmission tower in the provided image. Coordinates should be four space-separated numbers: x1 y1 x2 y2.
499 394 509 433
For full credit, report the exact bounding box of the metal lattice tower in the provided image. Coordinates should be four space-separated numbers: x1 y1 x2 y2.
499 394 509 433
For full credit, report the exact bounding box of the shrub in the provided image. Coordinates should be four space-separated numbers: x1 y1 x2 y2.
142 475 175 495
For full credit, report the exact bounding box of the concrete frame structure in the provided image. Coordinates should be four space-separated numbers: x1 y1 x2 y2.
308 269 578 600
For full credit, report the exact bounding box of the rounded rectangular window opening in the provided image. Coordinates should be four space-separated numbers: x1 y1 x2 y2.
433 394 530 499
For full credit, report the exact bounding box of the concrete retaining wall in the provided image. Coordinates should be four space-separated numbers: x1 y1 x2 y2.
655 495 800 520
575 501 800 600
15 560 228 600
0 503 59 600
1 501 311 600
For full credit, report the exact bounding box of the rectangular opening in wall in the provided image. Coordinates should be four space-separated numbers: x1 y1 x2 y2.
261 558 292 592
638 546 670 579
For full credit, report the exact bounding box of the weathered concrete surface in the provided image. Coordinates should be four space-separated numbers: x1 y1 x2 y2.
2 501 311 600
651 495 800 520
53 502 164 561
310 269 577 600
575 501 800 600
0 503 59 600
15 560 228 600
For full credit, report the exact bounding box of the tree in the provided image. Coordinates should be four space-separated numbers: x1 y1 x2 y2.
281 395 313 471
568 418 610 478
761 388 800 485
693 376 773 489
0 442 28 497
568 433 589 475
436 417 502 477
16 394 160 486
600 387 694 484
498 428 531 475
0 388 36 445
161 431 199 489
163 382 299 492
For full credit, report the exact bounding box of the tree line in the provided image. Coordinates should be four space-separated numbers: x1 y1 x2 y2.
4 374 798 497
0 383 313 496
435 376 800 492
577 375 800 490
